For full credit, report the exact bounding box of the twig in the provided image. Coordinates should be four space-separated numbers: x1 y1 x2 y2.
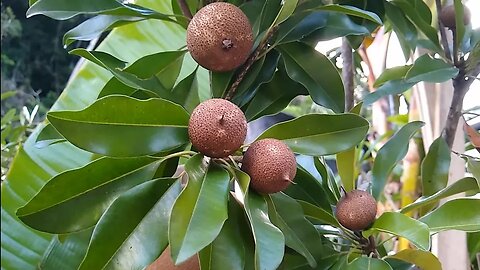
435 0 452 61
342 38 354 111
224 27 278 100
177 0 193 20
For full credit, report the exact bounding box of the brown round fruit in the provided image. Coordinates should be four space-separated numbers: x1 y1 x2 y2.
186 2 254 72
440 4 471 28
188 99 247 158
241 138 296 194
335 190 377 231
147 246 199 270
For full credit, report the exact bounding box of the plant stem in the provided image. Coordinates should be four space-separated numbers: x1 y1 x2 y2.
177 0 193 20
342 38 354 111
435 0 452 61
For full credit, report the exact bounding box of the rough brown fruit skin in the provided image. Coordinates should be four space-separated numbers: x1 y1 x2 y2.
186 2 254 72
335 190 377 231
147 246 199 270
188 98 247 158
440 5 471 28
241 138 296 194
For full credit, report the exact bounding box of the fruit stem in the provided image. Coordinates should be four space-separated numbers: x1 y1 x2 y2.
177 0 193 20
159 150 197 160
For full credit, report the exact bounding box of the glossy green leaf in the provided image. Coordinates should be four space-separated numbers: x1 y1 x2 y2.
373 66 411 88
257 113 369 156
271 0 299 26
336 148 356 192
268 193 323 268
199 198 245 270
467 158 480 188
385 2 417 59
234 169 285 270
169 155 231 264
401 177 479 214
47 96 189 157
405 54 458 83
39 229 93 270
284 166 332 212
371 121 424 199
211 71 233 98
313 157 340 204
34 123 66 148
278 42 344 112
16 156 159 233
275 10 328 45
63 15 144 46
421 137 451 196
454 0 467 52
347 257 392 270
316 5 382 25
298 200 338 226
258 0 282 35
169 68 201 113
387 249 441 270
364 80 415 105
79 178 180 270
419 198 480 233
368 212 430 250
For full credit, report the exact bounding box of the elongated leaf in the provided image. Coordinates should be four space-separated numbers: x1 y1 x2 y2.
401 177 479 214
257 113 369 156
467 158 480 188
268 193 323 268
336 148 356 192
368 212 430 250
199 198 245 270
373 66 411 88
169 155 231 264
278 42 344 112
347 257 392 270
34 123 66 148
421 137 451 196
63 15 144 46
271 0 299 26
385 2 417 59
363 80 415 105
234 169 285 270
371 121 424 199
405 54 458 83
47 96 189 157
79 178 180 270
16 156 159 233
419 198 480 233
387 249 441 270
298 200 338 226
275 10 328 45
316 5 382 24
169 68 201 113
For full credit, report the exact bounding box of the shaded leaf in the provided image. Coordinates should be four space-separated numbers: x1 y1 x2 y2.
421 137 451 196
373 65 411 88
336 148 356 192
419 198 480 233
347 257 392 270
79 179 181 270
387 249 441 270
271 0 299 26
169 68 201 113
47 96 189 157
405 54 458 83
257 113 369 156
467 158 480 188
364 80 415 105
34 123 66 148
169 155 231 264
298 200 338 226
371 121 424 199
316 5 382 25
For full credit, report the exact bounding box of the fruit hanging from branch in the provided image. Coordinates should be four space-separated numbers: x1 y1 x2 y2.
439 4 471 29
335 190 378 231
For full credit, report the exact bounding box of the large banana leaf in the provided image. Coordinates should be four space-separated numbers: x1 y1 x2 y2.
0 1 204 269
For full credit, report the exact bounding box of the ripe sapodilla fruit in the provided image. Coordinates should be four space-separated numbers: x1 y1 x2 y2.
241 139 296 194
335 190 377 231
188 99 247 158
440 4 471 28
186 2 254 72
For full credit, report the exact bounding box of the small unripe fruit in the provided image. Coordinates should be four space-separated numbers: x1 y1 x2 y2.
241 138 296 194
440 4 471 29
188 99 247 158
335 190 377 231
186 2 254 72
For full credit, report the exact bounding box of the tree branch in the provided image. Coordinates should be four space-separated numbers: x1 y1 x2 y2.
342 38 354 111
435 0 452 61
177 0 193 20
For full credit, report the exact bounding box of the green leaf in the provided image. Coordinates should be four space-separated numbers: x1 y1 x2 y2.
401 177 479 214
63 15 144 46
316 5 382 25
336 148 356 192
268 193 323 268
419 198 480 233
467 158 480 188
275 10 328 45
373 65 411 88
271 0 299 26
421 137 451 196
169 68 201 113
34 123 66 148
298 200 338 226
371 121 424 199
405 54 459 83
234 169 285 270
454 0 467 52
47 96 190 157
40 229 93 270
199 198 245 270
385 2 417 60
387 249 441 270
169 155 231 264
79 178 180 270
368 212 430 250
211 71 233 98
347 257 392 270
257 113 369 156
16 156 159 233
278 42 345 112
363 80 415 105
314 157 340 204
